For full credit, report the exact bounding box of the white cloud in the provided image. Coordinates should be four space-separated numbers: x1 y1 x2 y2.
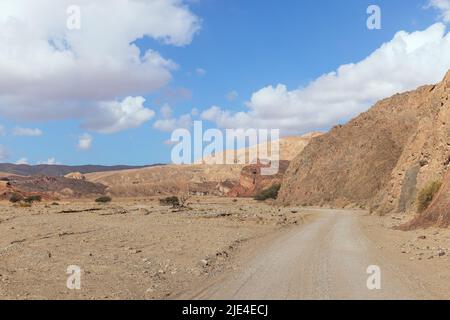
15 158 29 165
153 114 192 132
82 96 155 133
0 145 9 161
0 0 200 131
226 90 239 101
12 127 43 137
77 133 92 150
160 104 173 119
202 23 450 134
0 125 4 136
429 0 450 22
196 68 206 76
39 158 60 165
153 118 177 132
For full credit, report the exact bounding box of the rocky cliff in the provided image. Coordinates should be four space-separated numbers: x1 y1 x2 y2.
278 70 450 216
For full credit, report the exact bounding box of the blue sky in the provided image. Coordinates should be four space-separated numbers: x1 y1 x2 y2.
0 0 449 166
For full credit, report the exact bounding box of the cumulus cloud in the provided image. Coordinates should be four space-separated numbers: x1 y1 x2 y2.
202 23 450 134
153 113 192 132
154 103 193 132
39 158 60 165
12 127 43 137
77 133 92 150
429 0 450 22
15 158 29 165
82 96 155 133
0 145 9 161
0 0 199 132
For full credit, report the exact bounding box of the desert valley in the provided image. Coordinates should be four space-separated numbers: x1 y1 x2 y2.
0 71 449 299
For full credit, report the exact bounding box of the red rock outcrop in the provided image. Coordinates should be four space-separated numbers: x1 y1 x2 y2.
228 160 290 197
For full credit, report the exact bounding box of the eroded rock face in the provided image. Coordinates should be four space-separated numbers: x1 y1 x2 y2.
228 160 290 197
278 70 450 214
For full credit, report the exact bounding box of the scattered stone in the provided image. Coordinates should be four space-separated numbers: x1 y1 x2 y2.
417 235 427 240
200 259 209 267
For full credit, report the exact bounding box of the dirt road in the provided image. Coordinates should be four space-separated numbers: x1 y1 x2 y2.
187 209 445 300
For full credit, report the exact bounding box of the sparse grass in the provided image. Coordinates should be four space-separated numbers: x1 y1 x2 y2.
95 196 112 204
17 202 32 208
417 180 442 213
254 184 281 201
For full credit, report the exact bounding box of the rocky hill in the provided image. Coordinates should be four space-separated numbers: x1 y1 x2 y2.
278 70 450 218
0 175 107 200
86 164 244 197
0 163 158 177
198 132 322 164
86 135 320 197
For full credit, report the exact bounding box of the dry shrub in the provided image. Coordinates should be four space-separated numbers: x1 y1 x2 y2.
417 180 442 213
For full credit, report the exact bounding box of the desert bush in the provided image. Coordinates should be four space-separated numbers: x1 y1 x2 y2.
9 193 23 203
95 196 112 204
24 195 42 204
17 202 32 208
254 184 281 201
417 180 442 213
160 196 180 208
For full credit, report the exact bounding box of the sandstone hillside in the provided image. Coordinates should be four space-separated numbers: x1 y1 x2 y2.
198 132 322 164
278 70 450 216
86 164 243 197
86 135 320 197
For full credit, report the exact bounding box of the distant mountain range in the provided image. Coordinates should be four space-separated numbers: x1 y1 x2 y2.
0 163 164 177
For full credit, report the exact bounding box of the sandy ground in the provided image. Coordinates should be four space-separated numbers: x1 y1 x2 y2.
1 198 450 300
0 197 303 300
182 209 450 300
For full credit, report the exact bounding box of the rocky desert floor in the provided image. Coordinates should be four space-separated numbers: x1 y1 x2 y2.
0 197 306 299
1 197 450 300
